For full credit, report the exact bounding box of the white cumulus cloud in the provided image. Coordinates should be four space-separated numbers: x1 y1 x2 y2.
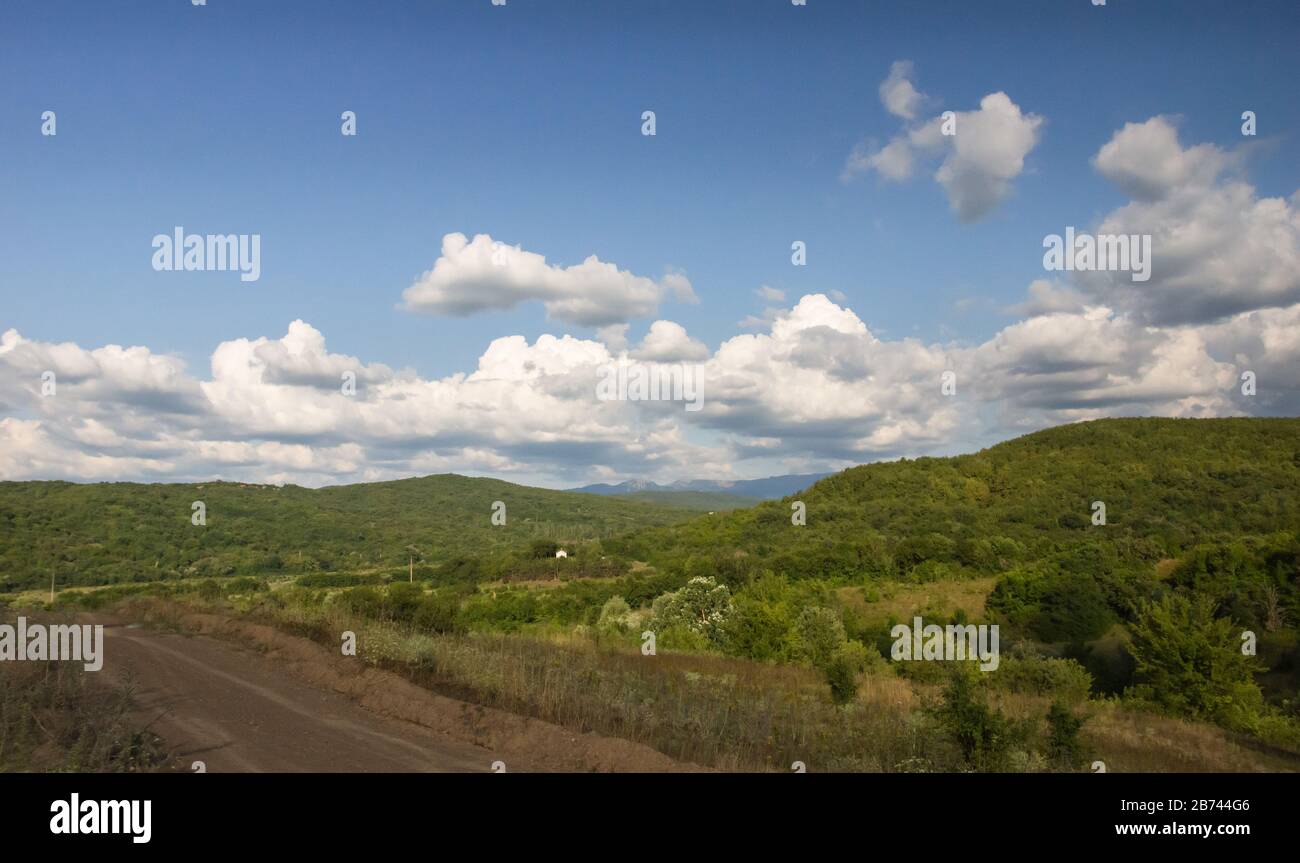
400 232 696 327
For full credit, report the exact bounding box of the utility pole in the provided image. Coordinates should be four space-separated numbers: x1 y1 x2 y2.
406 544 421 584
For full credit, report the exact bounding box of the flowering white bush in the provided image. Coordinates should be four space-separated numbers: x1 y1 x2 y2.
651 577 734 641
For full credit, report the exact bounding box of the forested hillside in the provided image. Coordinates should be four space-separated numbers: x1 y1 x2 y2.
0 474 700 590
620 417 1300 586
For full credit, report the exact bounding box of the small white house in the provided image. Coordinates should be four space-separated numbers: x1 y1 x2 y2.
555 549 568 558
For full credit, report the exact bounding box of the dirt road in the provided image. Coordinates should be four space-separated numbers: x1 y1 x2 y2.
100 621 500 773
93 609 697 773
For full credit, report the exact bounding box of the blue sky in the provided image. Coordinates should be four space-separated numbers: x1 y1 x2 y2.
1 0 1298 486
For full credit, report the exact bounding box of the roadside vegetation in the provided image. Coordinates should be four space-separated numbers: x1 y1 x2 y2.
0 650 172 772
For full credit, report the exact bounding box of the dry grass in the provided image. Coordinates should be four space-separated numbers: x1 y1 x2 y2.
0 623 172 773
838 577 999 627
1083 701 1300 772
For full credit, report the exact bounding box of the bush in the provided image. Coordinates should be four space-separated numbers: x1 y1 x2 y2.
835 639 888 674
529 540 559 559
988 570 1115 642
992 655 1093 704
722 597 795 661
1045 702 1089 770
824 652 858 705
795 606 846 669
385 582 426 622
596 596 632 633
297 572 373 588
653 623 712 653
1063 640 1135 696
335 586 384 618
928 666 1022 772
413 595 462 634
1127 594 1264 729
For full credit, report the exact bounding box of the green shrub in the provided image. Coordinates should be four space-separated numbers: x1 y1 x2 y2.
413 595 462 634
824 652 858 705
596 596 632 633
653 623 712 653
297 572 373 588
722 597 794 661
992 655 1093 704
928 666 1022 772
385 582 426 622
795 606 846 669
1127 594 1264 729
1045 702 1089 770
988 570 1115 642
335 586 384 618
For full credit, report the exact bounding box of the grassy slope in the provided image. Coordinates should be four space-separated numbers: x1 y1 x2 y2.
0 474 701 590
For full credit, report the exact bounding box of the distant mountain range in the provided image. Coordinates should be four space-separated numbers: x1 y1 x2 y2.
569 473 831 500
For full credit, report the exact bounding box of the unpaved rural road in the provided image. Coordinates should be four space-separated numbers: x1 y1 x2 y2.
98 621 499 773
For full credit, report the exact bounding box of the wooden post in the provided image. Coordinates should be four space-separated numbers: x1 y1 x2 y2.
409 556 414 583
50 571 55 604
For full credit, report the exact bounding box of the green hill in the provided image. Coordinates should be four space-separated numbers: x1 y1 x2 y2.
0 474 702 591
604 417 1299 717
619 417 1300 583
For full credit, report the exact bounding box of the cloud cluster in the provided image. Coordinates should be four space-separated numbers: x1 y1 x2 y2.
5 298 1291 490
1080 117 1300 326
845 61 1043 222
400 232 696 327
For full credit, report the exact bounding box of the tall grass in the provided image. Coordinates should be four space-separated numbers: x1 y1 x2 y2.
239 595 955 771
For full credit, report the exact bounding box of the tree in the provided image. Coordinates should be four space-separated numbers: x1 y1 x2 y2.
928 665 1018 772
795 606 846 669
1032 574 1115 642
1126 594 1263 728
529 540 559 559
651 577 733 642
